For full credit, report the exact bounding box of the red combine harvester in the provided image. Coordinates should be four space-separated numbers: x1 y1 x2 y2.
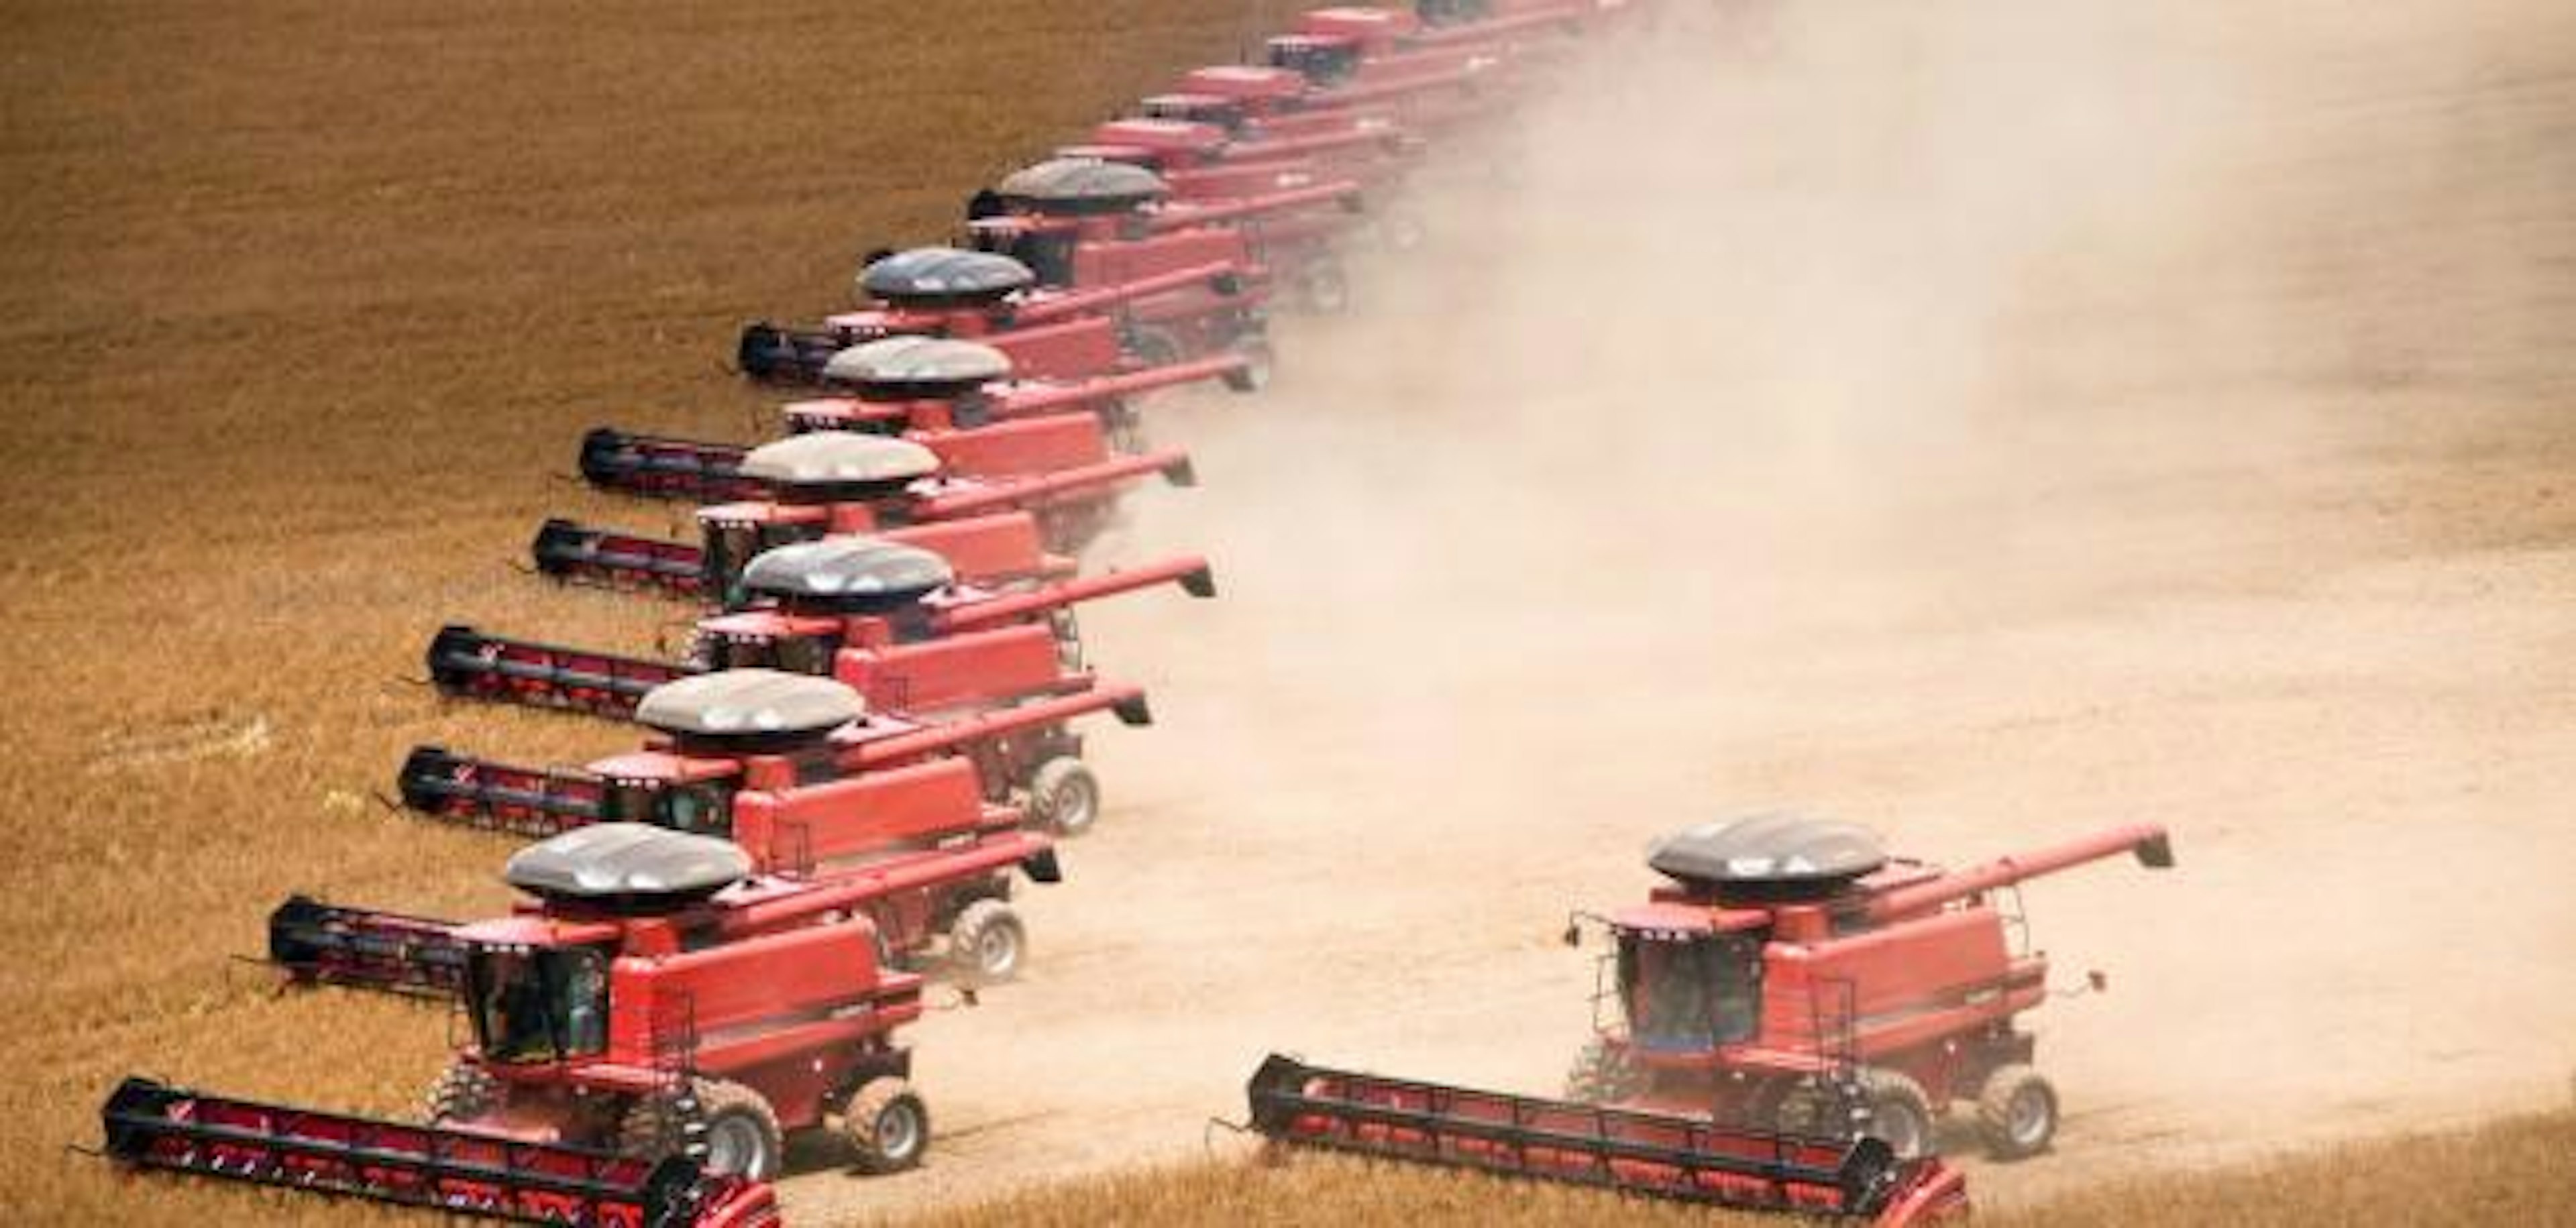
583 334 1241 516
1555 816 2175 1159
401 663 1144 846
99 1077 779 1227
1245 818 2176 1222
434 533 1214 721
955 159 1338 335
547 427 1197 604
287 671 1078 990
230 825 945 1185
737 245 1264 386
969 156 1366 313
578 329 1223 500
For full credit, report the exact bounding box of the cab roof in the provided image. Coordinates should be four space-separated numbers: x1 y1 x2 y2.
742 537 955 602
634 669 866 738
1647 813 1888 893
824 335 1012 388
857 247 1036 301
996 157 1171 212
504 823 752 906
739 432 941 486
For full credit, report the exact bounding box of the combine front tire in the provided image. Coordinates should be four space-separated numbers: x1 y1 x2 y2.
1974 1064 2058 1160
421 1060 498 1123
694 1079 785 1181
947 898 1026 985
843 1076 930 1174
1562 1037 1641 1103
1858 1068 1935 1160
1027 756 1101 836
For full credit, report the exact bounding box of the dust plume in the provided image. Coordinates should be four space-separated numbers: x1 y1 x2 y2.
792 1 2576 1219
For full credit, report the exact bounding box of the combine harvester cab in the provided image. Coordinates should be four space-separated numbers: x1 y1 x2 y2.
99 1076 779 1227
435 526 1214 721
737 245 1263 386
975 155 1364 315
1567 816 2178 1160
1244 1055 1966 1226
547 428 1195 602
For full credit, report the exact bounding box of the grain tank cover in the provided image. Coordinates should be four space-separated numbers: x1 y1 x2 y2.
1647 814 1888 899
996 157 1171 215
741 537 955 604
504 823 751 906
858 247 1035 304
738 432 940 487
634 669 865 739
823 336 1013 393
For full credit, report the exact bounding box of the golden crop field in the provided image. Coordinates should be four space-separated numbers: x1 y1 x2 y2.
5 1 2571 1225
1 2 1304 1221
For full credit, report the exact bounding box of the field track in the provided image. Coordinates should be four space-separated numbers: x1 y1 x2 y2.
5 1 2573 1224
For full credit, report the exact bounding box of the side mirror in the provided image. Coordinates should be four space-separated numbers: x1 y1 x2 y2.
1560 922 1582 949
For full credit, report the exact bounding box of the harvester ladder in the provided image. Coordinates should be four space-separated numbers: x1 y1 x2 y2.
649 990 710 1162
1051 608 1087 672
1808 976 1868 1137
1998 883 2031 957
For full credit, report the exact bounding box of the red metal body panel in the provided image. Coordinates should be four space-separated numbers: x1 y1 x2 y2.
833 623 1071 714
730 757 1000 870
916 412 1114 480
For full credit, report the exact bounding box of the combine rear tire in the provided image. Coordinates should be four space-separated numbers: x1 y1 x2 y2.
1858 1068 1935 1160
1027 757 1101 836
1562 1036 1642 1103
843 1076 930 1174
422 1060 498 1123
1974 1064 2058 1160
948 898 1026 985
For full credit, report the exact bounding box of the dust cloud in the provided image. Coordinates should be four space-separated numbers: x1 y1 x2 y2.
792 2 2576 1219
